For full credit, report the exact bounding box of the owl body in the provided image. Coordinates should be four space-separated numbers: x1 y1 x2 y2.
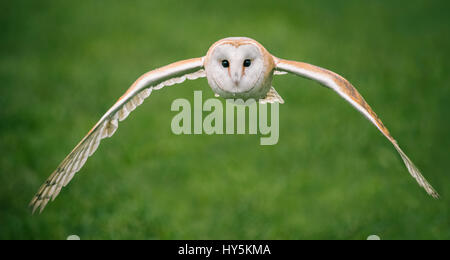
30 36 438 214
204 37 275 100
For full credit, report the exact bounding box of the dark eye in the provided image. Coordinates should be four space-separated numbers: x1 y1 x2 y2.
243 59 251 67
221 60 229 68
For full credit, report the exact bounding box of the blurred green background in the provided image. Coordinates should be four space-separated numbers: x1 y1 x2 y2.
1 0 449 240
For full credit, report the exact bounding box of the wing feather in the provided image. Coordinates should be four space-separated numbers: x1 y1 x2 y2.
30 57 205 213
275 57 438 198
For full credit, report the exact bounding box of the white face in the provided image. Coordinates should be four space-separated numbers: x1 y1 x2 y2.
205 43 269 99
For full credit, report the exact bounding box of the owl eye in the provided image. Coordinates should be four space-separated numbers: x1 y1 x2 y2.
243 59 251 67
221 60 229 68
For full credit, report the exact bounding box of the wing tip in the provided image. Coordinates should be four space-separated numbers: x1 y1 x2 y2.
392 142 440 199
424 181 440 199
431 191 440 199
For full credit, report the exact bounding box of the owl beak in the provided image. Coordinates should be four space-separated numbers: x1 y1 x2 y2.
231 71 241 87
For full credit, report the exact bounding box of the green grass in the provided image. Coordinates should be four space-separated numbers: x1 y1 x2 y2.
1 0 449 239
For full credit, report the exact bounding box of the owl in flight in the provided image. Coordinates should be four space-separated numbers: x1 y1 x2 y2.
30 37 439 214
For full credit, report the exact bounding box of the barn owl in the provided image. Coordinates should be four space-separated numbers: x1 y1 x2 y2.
30 37 438 214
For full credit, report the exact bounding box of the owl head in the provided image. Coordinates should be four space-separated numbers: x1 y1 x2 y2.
204 37 275 100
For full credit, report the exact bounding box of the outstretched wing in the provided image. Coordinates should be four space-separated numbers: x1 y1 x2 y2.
274 57 438 198
30 57 205 213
